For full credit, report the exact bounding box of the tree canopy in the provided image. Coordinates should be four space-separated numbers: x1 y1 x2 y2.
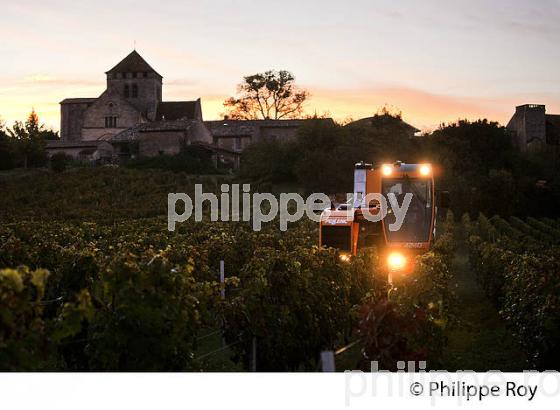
0 109 58 170
240 113 560 218
223 70 309 120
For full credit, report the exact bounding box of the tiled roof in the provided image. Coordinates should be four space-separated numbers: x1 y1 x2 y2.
205 118 334 137
46 140 110 149
205 122 256 137
206 118 332 127
156 101 197 121
105 50 162 77
111 120 199 142
60 98 97 104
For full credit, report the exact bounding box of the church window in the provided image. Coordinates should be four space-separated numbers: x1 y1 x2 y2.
132 84 138 98
104 116 118 128
132 72 137 78
234 137 242 151
143 72 148 78
124 85 130 98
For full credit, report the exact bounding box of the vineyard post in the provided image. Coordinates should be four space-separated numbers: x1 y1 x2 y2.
220 260 225 348
251 337 257 372
219 260 225 299
320 351 335 372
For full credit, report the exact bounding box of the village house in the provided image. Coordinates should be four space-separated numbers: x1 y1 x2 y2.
206 118 335 152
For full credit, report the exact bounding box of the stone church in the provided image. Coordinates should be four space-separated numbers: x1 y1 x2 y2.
47 50 215 162
47 50 338 166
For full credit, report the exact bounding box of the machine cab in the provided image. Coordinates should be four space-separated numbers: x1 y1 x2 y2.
319 161 437 273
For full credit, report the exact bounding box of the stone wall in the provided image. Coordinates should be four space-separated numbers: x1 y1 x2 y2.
60 101 92 141
81 92 144 141
106 72 162 120
137 131 186 156
215 135 252 151
259 125 300 142
45 141 113 160
506 104 547 151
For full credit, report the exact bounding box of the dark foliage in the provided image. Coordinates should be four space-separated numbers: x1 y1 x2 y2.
241 116 560 218
126 145 221 174
50 152 70 173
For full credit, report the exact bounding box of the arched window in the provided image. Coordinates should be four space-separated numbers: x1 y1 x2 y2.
132 84 138 98
124 85 130 98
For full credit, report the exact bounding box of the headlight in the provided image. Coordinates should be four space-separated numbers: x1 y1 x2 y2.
381 164 392 176
419 164 431 176
387 252 406 270
339 253 351 263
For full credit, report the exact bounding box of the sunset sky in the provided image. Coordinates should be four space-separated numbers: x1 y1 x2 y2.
1 0 559 132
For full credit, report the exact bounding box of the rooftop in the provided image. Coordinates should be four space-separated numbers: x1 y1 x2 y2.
60 98 97 104
205 118 334 137
111 120 200 142
156 101 197 121
105 50 162 78
46 140 111 149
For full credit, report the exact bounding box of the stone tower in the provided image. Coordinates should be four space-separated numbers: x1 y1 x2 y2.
105 50 162 121
506 104 546 151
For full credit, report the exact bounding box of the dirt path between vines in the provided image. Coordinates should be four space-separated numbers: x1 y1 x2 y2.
439 230 526 371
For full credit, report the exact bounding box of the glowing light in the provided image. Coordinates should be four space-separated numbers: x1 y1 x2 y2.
339 253 351 263
381 164 392 176
387 252 406 270
419 164 431 176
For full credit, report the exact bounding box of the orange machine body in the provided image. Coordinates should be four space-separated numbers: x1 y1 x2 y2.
319 162 437 274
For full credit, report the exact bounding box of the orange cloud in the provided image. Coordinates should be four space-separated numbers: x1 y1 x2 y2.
198 86 524 130
303 86 516 131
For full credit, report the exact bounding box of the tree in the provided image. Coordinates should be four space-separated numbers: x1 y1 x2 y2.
240 138 298 184
7 109 49 168
0 119 15 170
346 110 422 164
223 70 309 120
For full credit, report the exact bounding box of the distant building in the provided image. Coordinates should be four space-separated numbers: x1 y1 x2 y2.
506 104 560 151
49 51 330 168
49 50 219 163
205 118 334 152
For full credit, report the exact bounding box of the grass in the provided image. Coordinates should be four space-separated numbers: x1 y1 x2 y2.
440 228 527 371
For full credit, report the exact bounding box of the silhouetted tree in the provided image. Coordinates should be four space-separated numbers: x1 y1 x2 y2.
7 109 49 168
0 119 14 170
223 70 309 120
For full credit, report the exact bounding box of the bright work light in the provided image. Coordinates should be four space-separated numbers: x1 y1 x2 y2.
382 164 392 176
387 252 406 270
419 164 431 176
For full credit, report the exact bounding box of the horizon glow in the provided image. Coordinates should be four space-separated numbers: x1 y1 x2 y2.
1 0 559 132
